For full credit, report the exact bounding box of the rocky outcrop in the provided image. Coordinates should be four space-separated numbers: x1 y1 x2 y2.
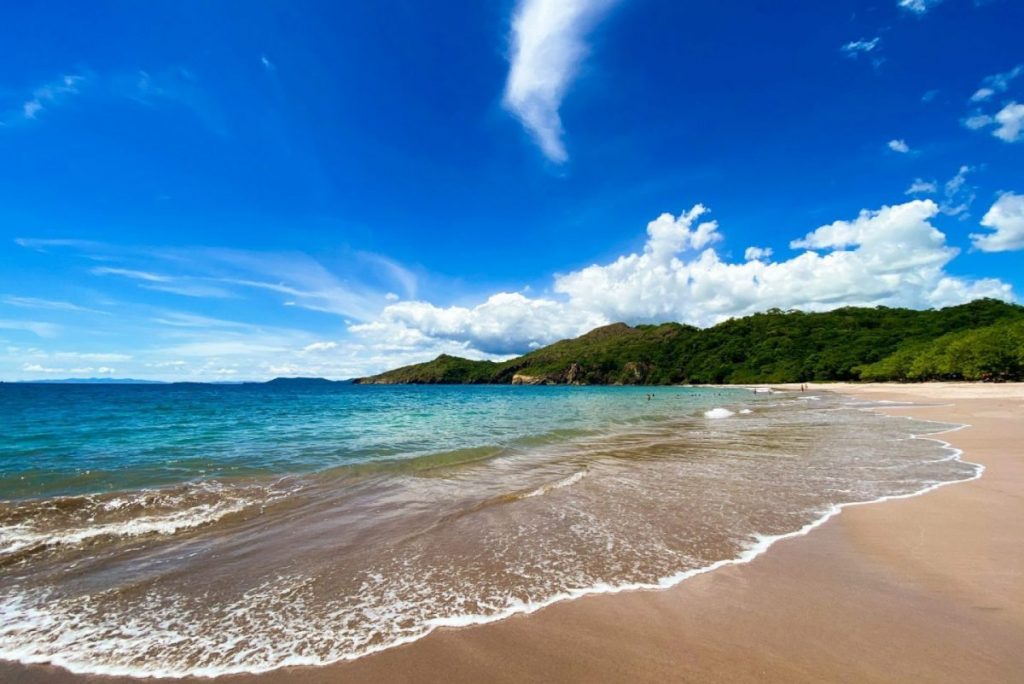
511 373 548 385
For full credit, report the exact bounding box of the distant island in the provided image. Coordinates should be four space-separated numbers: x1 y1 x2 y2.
12 376 352 386
354 299 1024 385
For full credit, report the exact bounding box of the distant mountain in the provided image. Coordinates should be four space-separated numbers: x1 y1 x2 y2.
16 378 168 385
263 376 342 386
354 299 1024 385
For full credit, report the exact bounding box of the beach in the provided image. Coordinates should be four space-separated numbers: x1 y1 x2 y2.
2 383 1022 683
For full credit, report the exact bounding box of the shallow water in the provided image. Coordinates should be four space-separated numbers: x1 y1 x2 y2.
0 384 976 677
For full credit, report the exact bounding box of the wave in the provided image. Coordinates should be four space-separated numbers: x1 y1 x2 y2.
704 407 735 419
0 481 292 559
522 469 588 499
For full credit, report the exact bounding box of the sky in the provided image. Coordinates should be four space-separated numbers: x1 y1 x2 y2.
1 0 1023 381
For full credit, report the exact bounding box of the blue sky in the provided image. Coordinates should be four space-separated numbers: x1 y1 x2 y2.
1 0 1022 380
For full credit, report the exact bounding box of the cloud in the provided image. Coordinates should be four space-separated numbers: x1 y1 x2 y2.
352 200 1013 359
940 165 976 217
971 192 1024 252
23 239 412 321
0 319 61 338
260 55 275 72
921 89 940 103
978 64 1023 97
905 178 938 195
887 139 910 153
303 341 338 353
898 0 943 14
970 87 995 102
10 74 85 123
2 296 105 315
91 266 172 282
503 0 616 163
963 66 1024 142
992 102 1024 142
841 37 880 57
744 246 773 261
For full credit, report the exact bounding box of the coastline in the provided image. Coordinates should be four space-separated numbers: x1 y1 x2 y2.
3 383 1022 683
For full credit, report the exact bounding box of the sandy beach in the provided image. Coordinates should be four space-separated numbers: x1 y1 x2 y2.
3 383 1022 683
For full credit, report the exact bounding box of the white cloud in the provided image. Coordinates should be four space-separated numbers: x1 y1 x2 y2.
887 139 910 153
22 363 63 373
744 246 773 261
939 165 976 218
963 66 1024 142
898 0 942 14
971 192 1024 252
15 74 84 122
0 319 61 338
2 296 105 314
970 87 995 103
992 102 1024 142
979 64 1023 96
352 200 1013 360
303 341 338 353
841 37 880 57
964 113 993 130
53 352 132 362
905 178 938 195
503 0 616 163
260 55 275 72
91 266 171 282
921 89 940 103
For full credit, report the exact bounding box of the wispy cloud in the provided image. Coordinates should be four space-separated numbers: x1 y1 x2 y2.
841 37 880 57
841 37 883 68
2 295 106 315
503 0 617 163
5 74 85 124
0 319 61 338
91 266 172 282
905 178 938 195
971 64 1023 102
897 0 943 15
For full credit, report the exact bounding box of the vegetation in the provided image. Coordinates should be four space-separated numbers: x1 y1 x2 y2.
353 299 1024 385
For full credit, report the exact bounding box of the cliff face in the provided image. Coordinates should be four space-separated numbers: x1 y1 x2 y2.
352 299 1024 385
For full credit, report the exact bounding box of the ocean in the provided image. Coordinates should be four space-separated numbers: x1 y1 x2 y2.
0 383 978 677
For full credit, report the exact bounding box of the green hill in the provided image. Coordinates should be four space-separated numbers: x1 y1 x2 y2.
353 299 1024 385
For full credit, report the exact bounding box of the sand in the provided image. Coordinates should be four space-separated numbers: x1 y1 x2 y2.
3 383 1023 683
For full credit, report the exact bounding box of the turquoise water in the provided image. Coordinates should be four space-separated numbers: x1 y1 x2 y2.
0 383 745 500
0 382 745 499
0 384 977 677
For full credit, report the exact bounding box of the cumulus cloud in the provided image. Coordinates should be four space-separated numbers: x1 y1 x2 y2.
744 246 773 261
351 200 1013 358
503 0 616 162
887 139 910 153
841 37 880 57
992 102 1024 142
971 192 1024 252
898 0 942 14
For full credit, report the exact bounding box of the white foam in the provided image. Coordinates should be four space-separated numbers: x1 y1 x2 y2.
0 495 258 556
704 407 735 419
739 409 752 414
522 470 588 498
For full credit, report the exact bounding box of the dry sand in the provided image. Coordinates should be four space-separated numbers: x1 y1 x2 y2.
4 383 1023 683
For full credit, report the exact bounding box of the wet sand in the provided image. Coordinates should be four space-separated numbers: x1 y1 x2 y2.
3 383 1022 683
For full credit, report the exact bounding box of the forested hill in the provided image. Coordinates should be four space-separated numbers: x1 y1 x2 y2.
353 299 1024 385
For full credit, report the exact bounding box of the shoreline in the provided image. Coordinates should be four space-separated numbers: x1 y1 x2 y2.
3 383 1022 683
